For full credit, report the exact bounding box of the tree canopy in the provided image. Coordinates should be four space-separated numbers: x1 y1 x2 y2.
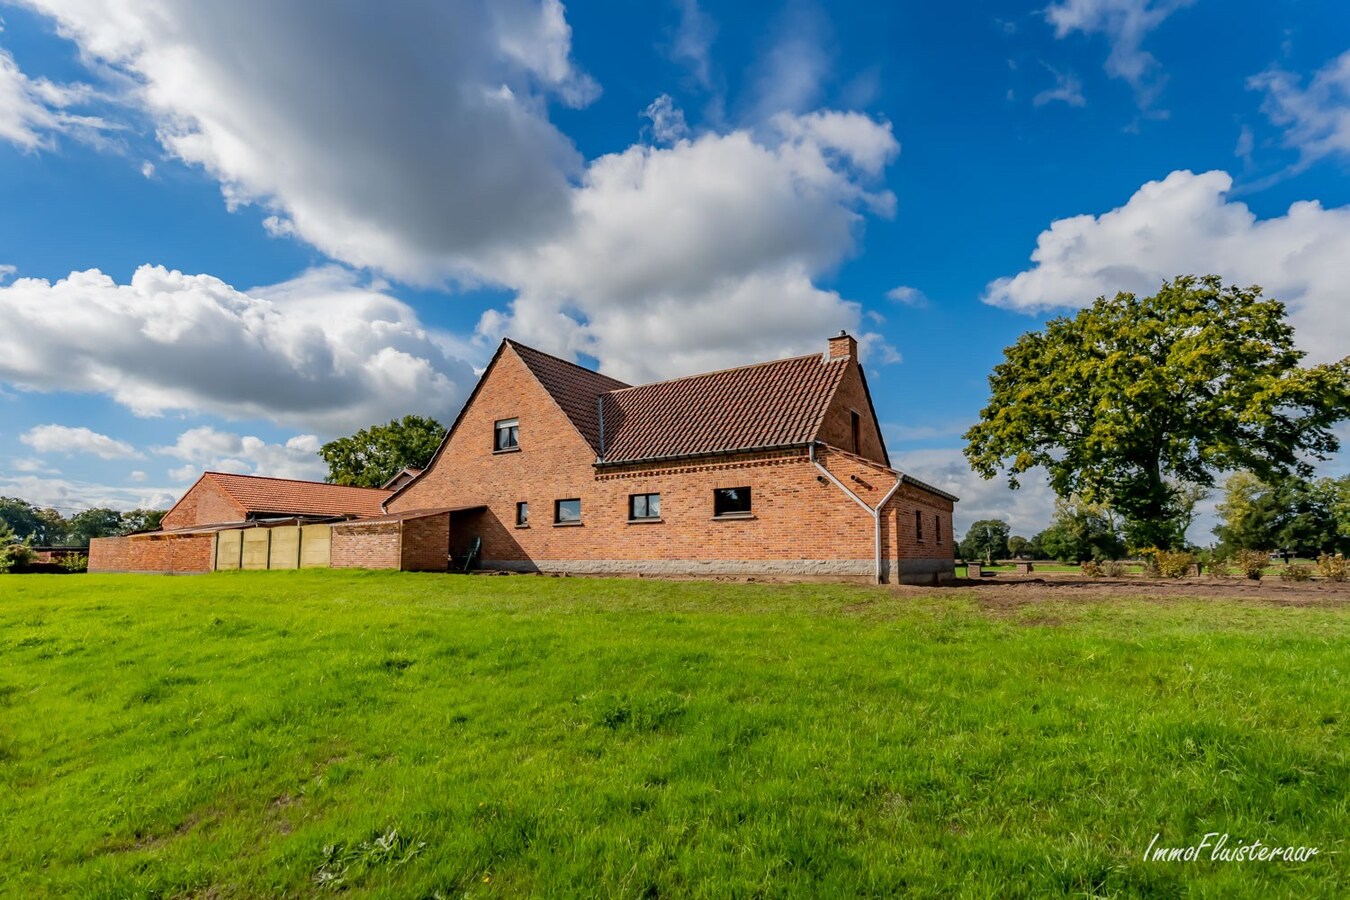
965 276 1350 549
959 519 1010 563
1214 472 1348 556
320 415 447 488
0 497 165 547
1035 497 1126 563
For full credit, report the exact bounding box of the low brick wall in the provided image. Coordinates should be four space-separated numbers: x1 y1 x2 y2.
331 522 401 569
88 533 215 574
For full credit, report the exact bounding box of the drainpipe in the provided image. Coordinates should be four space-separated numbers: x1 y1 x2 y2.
810 442 903 584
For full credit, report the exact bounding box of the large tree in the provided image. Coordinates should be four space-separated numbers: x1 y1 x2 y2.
0 497 63 544
965 276 1350 549
959 519 1010 564
320 415 447 488
1214 473 1347 556
1037 497 1126 563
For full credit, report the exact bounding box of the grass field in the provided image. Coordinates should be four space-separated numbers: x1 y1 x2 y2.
1 572 1345 897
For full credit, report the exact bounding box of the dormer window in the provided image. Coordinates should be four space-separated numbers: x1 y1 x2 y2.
494 418 519 452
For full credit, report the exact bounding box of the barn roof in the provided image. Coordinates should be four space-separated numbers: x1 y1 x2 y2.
185 472 389 520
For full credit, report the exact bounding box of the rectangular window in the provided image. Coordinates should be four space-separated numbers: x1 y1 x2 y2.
515 501 529 526
915 509 924 542
850 410 861 454
494 418 519 451
713 487 752 517
554 498 581 523
629 493 661 520
935 514 942 544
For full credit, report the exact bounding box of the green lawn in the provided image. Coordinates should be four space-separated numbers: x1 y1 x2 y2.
1 572 1345 898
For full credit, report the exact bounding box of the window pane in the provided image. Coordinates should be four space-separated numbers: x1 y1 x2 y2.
516 502 528 525
556 499 581 522
714 487 752 516
494 419 519 450
632 495 648 518
648 494 660 517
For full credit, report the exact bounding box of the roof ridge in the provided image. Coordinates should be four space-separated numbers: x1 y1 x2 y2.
205 471 390 493
505 338 631 388
606 352 837 395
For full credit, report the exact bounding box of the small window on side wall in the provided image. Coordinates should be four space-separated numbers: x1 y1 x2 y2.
516 501 529 526
630 493 661 520
935 514 942 544
915 509 924 542
714 487 752 518
494 418 519 451
850 410 862 454
554 498 581 524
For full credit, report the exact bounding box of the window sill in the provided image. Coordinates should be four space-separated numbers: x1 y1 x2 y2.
552 520 583 527
711 513 756 521
493 447 521 455
514 524 530 529
627 517 664 525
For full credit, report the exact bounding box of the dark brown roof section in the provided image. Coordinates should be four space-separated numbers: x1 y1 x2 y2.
507 340 630 454
199 472 389 519
598 353 849 465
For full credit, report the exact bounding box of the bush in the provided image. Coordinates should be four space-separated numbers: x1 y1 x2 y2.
1317 553 1347 583
1080 560 1103 577
1206 554 1232 577
1279 563 1313 582
1154 550 1197 579
1101 560 1127 578
1234 549 1269 581
58 553 89 573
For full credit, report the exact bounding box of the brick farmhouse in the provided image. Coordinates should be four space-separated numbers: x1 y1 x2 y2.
387 332 957 583
90 332 957 583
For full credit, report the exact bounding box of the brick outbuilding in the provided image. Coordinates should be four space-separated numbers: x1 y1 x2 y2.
387 332 957 583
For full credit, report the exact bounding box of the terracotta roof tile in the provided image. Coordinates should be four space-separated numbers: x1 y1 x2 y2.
204 472 389 519
598 353 848 464
508 340 631 454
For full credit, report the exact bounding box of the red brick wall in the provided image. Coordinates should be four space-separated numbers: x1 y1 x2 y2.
161 477 246 529
389 345 956 580
88 533 215 574
816 362 888 465
331 522 401 569
400 515 450 571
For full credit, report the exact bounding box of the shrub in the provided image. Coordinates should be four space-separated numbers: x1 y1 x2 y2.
1207 554 1232 577
1101 560 1127 578
1317 553 1347 583
1234 549 1269 581
1154 550 1197 579
58 553 89 573
1080 560 1103 577
1279 563 1313 582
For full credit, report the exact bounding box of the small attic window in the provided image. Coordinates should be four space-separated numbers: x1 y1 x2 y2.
850 410 861 454
494 418 519 452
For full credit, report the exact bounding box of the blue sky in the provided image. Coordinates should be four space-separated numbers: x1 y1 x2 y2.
1 0 1347 539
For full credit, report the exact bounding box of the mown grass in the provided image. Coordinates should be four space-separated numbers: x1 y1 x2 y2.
1 571 1345 898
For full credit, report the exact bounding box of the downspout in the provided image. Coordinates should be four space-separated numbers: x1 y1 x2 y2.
810 442 903 584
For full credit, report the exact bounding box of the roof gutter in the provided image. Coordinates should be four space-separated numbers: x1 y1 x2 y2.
810 442 902 585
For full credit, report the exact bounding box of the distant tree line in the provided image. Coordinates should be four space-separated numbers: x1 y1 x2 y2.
0 497 164 548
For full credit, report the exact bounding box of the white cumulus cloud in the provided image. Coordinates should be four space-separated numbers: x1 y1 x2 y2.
984 169 1350 363
155 426 326 482
21 424 142 459
0 44 106 149
20 0 595 283
0 264 476 433
480 112 901 383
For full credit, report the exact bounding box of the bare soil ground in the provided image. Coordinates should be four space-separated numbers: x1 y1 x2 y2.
913 576 1350 608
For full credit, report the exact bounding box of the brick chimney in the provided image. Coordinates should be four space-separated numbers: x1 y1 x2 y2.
827 330 856 361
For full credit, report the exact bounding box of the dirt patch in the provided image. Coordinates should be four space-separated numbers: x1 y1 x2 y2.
898 577 1350 610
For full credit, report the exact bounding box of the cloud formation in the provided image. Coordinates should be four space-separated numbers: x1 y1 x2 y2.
1044 0 1191 107
984 169 1350 363
0 44 105 149
481 111 901 383
0 265 476 433
155 427 326 482
22 424 141 460
22 0 594 283
1249 50 1350 167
